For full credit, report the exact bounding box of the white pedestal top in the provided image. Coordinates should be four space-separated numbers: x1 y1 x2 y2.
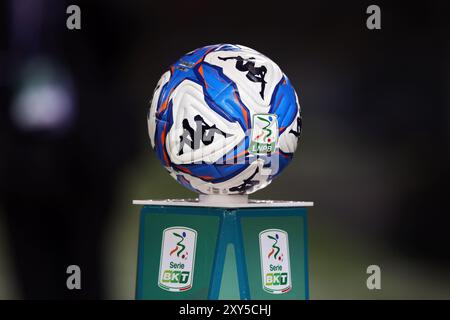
132 198 314 209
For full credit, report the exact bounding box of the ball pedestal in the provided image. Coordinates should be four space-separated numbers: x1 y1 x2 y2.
133 197 313 300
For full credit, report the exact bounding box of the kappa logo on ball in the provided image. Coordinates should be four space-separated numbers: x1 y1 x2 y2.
250 114 278 155
259 229 291 294
158 227 197 292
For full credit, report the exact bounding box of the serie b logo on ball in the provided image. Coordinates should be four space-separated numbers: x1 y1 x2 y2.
249 114 278 155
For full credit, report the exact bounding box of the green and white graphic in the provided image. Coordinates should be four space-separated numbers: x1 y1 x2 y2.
259 229 291 294
249 113 278 154
158 227 197 292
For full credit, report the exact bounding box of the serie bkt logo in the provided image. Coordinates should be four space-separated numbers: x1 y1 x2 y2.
158 227 197 292
259 229 291 294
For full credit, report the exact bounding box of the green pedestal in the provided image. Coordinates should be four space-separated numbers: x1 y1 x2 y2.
134 200 312 300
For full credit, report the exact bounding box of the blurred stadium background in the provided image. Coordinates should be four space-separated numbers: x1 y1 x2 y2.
1 0 450 299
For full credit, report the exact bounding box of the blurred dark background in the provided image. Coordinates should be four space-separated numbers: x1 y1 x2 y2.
0 0 449 299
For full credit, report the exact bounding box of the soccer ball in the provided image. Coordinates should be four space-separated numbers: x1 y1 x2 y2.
148 44 302 195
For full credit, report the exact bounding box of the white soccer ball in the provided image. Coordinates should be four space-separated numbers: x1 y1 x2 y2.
148 44 302 195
